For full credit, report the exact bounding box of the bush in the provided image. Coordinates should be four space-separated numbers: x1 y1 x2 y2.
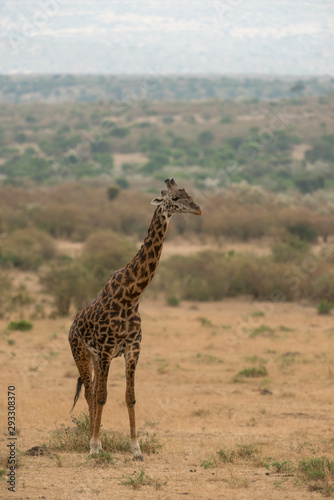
116 177 129 189
81 231 136 289
298 456 334 481
0 228 56 270
8 320 33 331
236 366 268 378
198 130 214 146
107 185 120 201
272 234 310 263
110 127 129 138
166 296 180 307
305 134 334 164
15 133 26 144
31 203 91 241
152 250 297 302
0 271 12 317
312 272 334 302
40 261 92 316
288 222 317 242
317 299 334 315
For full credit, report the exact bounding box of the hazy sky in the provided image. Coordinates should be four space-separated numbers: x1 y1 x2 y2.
0 0 333 75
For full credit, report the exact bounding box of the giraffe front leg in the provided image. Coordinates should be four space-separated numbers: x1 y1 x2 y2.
125 348 143 461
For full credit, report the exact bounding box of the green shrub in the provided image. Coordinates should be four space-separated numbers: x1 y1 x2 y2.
107 185 120 201
166 296 180 307
15 133 26 144
317 299 334 315
198 130 214 146
287 222 317 242
110 127 129 138
8 320 33 331
40 261 92 316
236 366 268 378
272 234 310 263
0 271 12 317
162 116 174 124
298 457 334 481
313 272 334 302
116 177 129 189
220 115 233 124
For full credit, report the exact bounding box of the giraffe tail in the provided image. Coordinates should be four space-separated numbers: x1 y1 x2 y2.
70 376 83 413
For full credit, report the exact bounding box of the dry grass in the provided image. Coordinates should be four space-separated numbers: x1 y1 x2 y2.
1 298 334 499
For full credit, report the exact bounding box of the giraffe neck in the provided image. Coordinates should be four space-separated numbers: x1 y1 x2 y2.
111 207 170 304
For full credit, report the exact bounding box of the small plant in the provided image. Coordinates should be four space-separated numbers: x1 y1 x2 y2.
244 355 268 364
217 448 235 463
235 366 268 379
318 299 334 315
107 185 120 201
53 454 63 468
7 320 33 331
198 316 213 327
201 457 217 469
298 457 334 481
87 452 118 467
279 325 294 332
216 444 261 465
121 469 153 490
237 444 260 460
167 296 179 307
250 325 275 338
195 353 223 364
250 310 265 317
7 339 15 345
270 460 295 473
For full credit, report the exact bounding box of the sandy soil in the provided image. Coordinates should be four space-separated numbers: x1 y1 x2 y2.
291 144 310 160
113 153 148 170
55 238 273 261
1 297 334 499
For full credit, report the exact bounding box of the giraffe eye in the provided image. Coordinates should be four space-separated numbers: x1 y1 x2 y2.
172 197 179 201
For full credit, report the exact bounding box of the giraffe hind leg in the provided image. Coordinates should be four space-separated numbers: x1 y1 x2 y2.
89 357 104 455
69 335 97 450
90 357 111 455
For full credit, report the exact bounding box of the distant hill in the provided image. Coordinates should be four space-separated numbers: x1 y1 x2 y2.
0 75 333 104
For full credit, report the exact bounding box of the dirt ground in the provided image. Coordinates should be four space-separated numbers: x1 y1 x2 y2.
1 297 334 499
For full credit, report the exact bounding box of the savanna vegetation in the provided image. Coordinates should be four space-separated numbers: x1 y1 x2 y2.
1 74 332 104
2 77 334 499
0 80 334 318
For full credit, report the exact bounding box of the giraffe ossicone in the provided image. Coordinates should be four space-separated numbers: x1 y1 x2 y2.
68 179 202 460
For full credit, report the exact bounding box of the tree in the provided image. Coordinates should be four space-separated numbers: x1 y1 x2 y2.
81 231 136 288
40 260 90 316
107 185 120 201
198 130 214 146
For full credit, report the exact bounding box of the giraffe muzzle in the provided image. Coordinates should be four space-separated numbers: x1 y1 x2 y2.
190 204 202 215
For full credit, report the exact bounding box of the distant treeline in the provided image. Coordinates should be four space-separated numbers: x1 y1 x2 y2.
0 75 333 104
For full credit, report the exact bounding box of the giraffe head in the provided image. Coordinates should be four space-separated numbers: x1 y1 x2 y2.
151 178 202 216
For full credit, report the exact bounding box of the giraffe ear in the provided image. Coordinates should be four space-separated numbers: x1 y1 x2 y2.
151 197 163 205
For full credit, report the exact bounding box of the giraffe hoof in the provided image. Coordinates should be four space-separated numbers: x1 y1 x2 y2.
133 455 144 461
89 447 104 455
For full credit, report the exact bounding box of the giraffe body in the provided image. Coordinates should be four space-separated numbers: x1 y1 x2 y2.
68 179 201 459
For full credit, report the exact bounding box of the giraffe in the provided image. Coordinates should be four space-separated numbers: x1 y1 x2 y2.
68 178 202 460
